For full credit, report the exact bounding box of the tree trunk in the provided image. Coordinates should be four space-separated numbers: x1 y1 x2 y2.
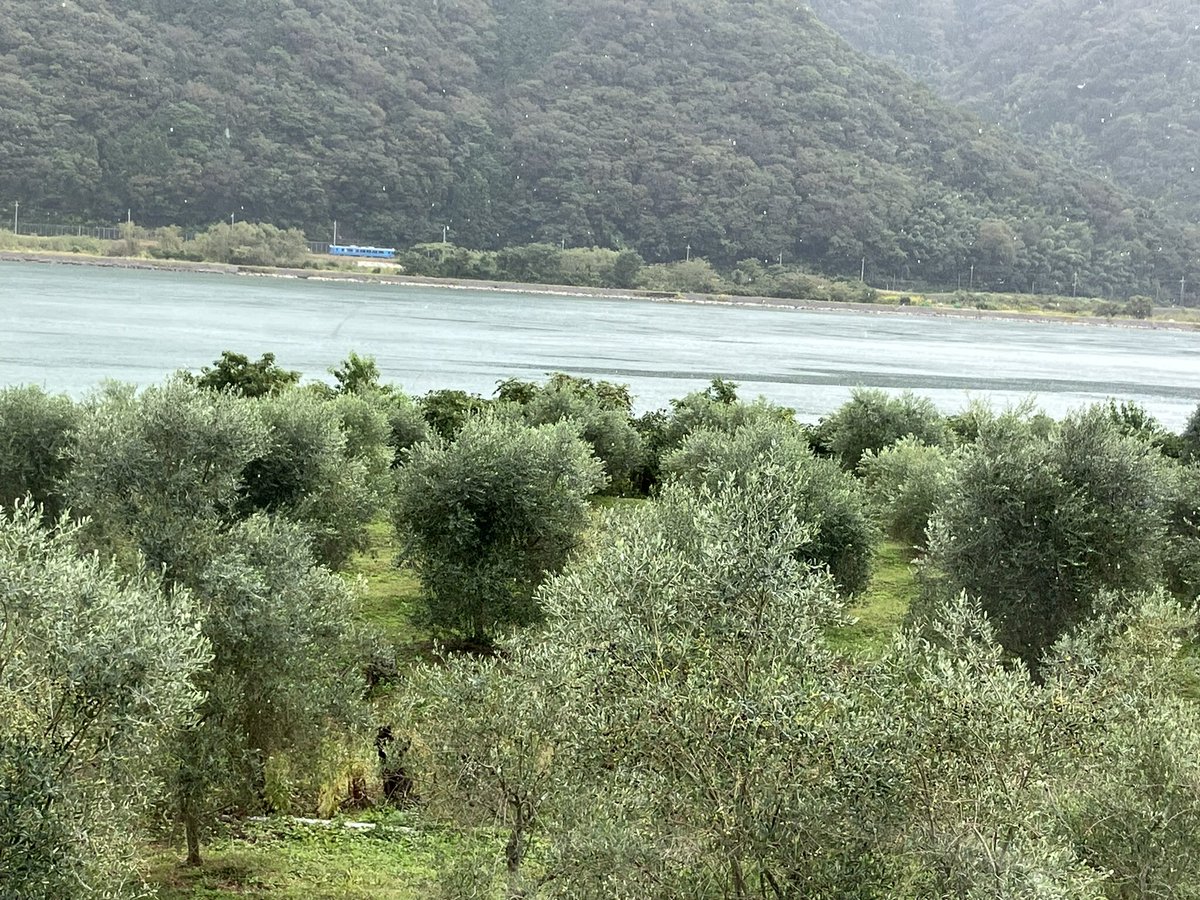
184 800 202 867
729 855 748 899
505 824 526 899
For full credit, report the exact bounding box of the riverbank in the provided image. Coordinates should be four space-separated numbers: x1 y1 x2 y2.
4 249 1197 332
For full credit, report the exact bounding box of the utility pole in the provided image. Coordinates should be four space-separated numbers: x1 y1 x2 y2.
127 208 132 225
970 264 975 291
332 219 338 246
230 212 235 226
860 256 866 283
442 224 449 244
686 244 691 262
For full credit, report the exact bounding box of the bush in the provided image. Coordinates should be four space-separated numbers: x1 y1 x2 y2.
663 418 876 594
823 387 950 470
927 406 1168 668
632 380 793 491
394 413 605 640
859 436 956 549
0 385 79 519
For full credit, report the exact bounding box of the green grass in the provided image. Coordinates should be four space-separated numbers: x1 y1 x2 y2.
143 812 456 899
344 519 427 654
829 540 920 656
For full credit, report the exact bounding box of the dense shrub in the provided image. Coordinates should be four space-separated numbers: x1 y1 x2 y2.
823 387 950 470
928 406 1168 668
663 418 875 594
0 385 78 519
859 436 956 549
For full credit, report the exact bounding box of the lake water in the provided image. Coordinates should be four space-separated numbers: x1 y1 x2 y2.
2 261 1198 427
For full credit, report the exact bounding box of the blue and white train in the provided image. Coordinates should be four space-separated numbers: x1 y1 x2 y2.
329 244 397 259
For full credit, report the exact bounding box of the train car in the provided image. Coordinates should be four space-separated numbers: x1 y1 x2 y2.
329 244 397 259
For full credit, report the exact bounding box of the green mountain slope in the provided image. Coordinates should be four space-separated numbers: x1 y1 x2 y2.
806 0 1200 225
2 0 1196 295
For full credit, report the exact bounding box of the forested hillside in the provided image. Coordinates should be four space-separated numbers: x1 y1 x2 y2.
3 0 1198 294
806 0 1200 225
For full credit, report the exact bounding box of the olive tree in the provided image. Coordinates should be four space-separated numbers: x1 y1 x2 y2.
62 380 364 864
0 385 79 519
1180 402 1200 462
632 379 794 491
927 405 1168 668
1044 592 1200 897
400 480 1200 898
401 479 908 898
327 353 430 464
859 436 957 549
662 418 876 594
401 649 568 898
884 593 1107 899
1162 461 1200 603
240 389 389 568
0 504 207 897
66 379 268 578
394 413 605 640
501 374 644 495
822 387 950 470
175 514 363 865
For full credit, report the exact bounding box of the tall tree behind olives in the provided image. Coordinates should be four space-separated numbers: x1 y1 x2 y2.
193 351 300 398
393 413 605 642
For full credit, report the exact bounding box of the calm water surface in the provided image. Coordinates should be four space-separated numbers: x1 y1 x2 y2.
2 261 1198 426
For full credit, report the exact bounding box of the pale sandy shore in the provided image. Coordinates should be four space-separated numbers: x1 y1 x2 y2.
3 250 1196 332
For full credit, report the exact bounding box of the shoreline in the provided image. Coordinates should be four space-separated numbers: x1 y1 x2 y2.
3 249 1197 333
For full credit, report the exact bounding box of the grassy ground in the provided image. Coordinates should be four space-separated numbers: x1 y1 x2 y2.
344 519 427 654
143 813 455 899
828 540 921 656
